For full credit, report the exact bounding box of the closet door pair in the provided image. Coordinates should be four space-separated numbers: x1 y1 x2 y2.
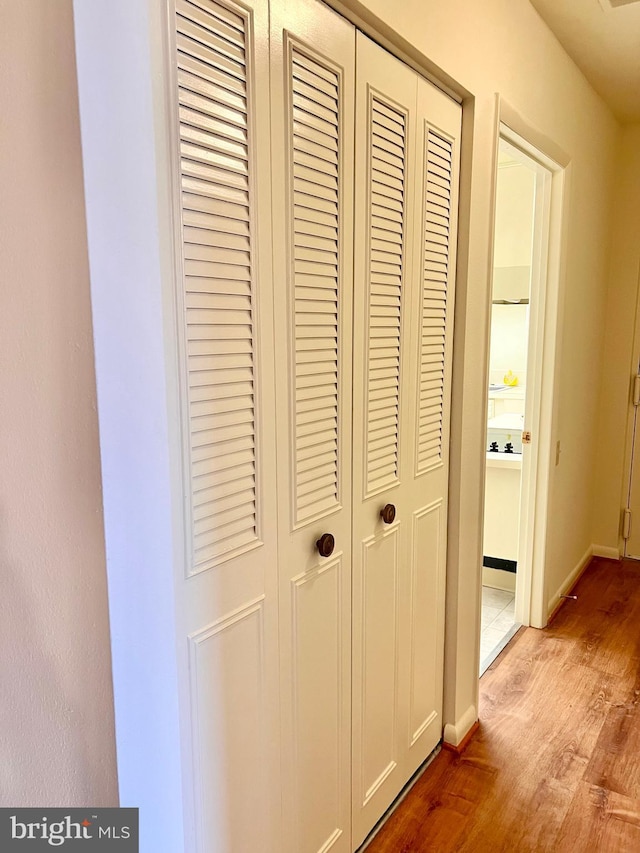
351 34 460 848
270 1 461 851
166 0 459 849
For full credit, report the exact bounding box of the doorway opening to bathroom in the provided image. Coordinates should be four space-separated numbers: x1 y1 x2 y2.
480 130 556 674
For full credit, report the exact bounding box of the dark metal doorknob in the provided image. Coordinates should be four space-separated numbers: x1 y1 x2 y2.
380 504 396 524
316 533 335 557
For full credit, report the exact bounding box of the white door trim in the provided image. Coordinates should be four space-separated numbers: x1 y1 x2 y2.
72 1 189 849
492 99 570 629
620 266 640 558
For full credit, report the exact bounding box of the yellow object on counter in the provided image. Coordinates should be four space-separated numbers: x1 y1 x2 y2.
503 370 518 387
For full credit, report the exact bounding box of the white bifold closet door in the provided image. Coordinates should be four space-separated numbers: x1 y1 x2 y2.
169 0 460 850
270 2 355 853
351 33 461 847
168 1 282 851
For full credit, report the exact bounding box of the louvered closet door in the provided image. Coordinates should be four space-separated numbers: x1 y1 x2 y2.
351 32 461 848
270 2 355 852
399 71 461 783
351 33 418 846
169 1 281 851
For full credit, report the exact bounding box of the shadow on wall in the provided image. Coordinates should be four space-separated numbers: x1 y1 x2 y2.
0 512 118 807
0 0 118 809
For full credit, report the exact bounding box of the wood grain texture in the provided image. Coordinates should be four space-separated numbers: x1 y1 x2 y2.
364 557 640 853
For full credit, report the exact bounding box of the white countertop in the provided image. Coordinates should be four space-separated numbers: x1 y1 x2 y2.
486 452 522 469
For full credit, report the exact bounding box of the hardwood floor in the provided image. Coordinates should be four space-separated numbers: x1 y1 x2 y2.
365 557 640 852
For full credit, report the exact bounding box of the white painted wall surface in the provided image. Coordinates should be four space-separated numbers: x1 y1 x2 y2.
488 305 529 388
593 123 640 552
493 164 536 269
0 0 117 806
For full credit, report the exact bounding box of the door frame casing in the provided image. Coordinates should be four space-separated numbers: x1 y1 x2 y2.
620 269 640 559
489 99 570 630
72 0 191 849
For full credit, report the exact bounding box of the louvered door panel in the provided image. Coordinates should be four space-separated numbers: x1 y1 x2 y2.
271 7 355 852
171 2 281 852
291 49 341 523
175 0 258 571
417 127 454 472
364 96 407 496
352 34 419 847
353 33 461 849
400 78 461 792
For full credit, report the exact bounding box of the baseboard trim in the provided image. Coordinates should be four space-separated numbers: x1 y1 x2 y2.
592 544 621 561
547 545 593 623
482 565 516 593
442 721 479 756
443 704 477 748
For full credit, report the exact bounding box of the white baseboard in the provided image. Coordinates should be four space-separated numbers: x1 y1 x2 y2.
592 544 621 561
482 566 516 592
443 704 477 748
546 545 593 618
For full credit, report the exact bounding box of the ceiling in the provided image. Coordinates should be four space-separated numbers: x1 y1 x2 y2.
529 0 640 123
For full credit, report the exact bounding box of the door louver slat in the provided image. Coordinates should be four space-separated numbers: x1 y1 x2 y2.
175 0 259 571
365 97 406 494
289 48 342 524
417 127 453 472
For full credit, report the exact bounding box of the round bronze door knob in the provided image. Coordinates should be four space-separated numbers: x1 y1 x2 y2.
380 503 396 524
316 533 335 557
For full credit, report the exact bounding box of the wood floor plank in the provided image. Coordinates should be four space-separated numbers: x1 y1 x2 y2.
584 690 640 799
365 749 500 853
364 558 640 853
555 784 640 852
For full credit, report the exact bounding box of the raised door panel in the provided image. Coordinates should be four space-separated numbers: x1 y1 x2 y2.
291 556 345 853
188 599 267 852
359 528 400 802
351 31 418 848
407 501 444 747
168 1 281 851
270 2 355 851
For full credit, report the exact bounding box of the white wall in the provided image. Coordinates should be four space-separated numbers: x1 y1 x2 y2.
593 123 640 551
488 305 529 387
337 0 618 732
489 163 535 387
0 0 117 805
493 164 536 269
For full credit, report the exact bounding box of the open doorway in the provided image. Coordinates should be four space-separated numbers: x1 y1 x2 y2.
480 132 554 674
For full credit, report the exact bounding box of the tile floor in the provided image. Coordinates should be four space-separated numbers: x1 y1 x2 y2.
479 585 519 675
